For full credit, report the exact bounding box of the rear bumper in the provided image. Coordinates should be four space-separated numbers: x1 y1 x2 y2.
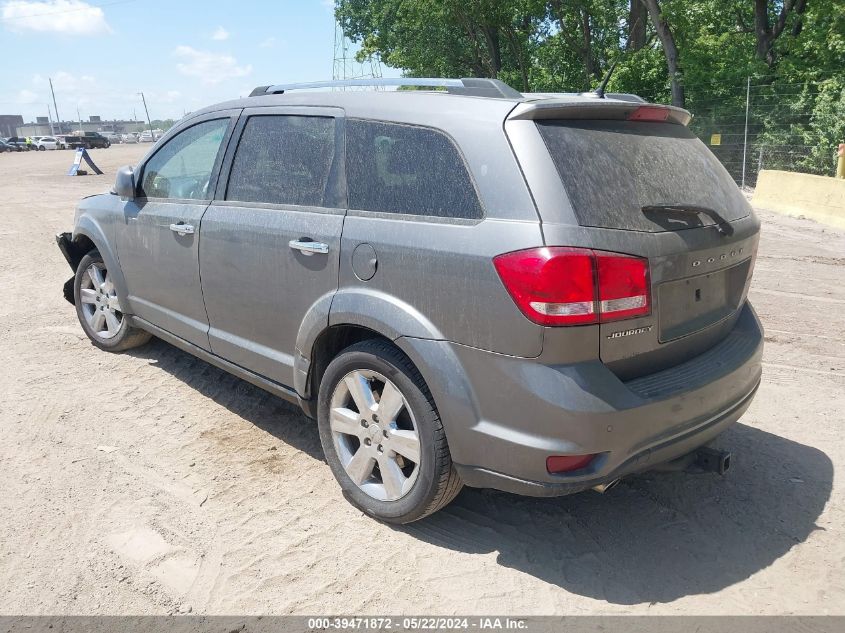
454 380 758 496
407 303 763 497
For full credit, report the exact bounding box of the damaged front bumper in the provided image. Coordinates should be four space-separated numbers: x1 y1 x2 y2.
56 232 81 305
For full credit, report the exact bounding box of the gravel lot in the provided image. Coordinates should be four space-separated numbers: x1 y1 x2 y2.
1 145 843 615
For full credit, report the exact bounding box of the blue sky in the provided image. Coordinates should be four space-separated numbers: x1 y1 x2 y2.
0 0 399 123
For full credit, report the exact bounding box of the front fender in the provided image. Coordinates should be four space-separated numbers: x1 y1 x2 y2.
72 216 131 313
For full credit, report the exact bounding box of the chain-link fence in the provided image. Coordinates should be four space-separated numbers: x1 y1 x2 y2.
688 75 844 189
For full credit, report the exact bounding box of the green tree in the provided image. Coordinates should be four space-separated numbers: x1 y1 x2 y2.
335 0 845 173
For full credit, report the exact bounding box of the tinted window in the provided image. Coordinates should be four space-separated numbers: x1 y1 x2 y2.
140 118 229 200
226 115 336 207
346 120 482 219
536 120 750 232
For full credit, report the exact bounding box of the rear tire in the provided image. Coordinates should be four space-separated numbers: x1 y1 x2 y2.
74 251 152 352
317 340 462 523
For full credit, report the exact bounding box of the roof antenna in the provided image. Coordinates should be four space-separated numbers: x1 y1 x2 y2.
594 60 618 99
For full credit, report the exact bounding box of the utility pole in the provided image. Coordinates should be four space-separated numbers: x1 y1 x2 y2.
49 77 61 134
139 92 154 138
47 105 54 135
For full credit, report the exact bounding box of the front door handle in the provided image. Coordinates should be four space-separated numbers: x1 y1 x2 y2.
289 239 329 255
169 223 195 236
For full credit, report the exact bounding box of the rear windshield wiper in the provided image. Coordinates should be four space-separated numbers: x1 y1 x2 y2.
641 204 734 236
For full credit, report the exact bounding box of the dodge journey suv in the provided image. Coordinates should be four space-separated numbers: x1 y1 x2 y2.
57 77 763 523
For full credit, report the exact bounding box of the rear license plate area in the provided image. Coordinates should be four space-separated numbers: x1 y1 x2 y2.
658 259 751 342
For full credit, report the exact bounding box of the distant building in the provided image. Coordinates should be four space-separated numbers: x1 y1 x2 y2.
16 118 148 137
0 115 24 137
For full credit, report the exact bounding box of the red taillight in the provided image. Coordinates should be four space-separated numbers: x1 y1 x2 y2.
494 247 650 326
628 105 670 122
547 454 596 474
595 252 650 323
493 247 596 326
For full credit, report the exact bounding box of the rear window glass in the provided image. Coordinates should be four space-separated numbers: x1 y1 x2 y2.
346 119 483 219
536 120 750 232
227 115 336 207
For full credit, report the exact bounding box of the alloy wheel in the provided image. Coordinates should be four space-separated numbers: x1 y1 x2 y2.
329 369 421 501
79 263 123 339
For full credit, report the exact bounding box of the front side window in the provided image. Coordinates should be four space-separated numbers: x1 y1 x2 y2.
346 120 483 219
139 118 229 200
226 115 336 207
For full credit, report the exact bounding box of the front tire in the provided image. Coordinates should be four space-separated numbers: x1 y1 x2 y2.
317 340 462 524
74 251 151 352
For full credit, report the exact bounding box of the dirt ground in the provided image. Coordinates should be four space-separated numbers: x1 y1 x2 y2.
0 145 843 615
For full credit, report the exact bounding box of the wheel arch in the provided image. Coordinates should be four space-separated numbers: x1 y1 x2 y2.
71 217 131 313
295 288 445 400
297 296 478 460
305 323 480 475
306 324 393 403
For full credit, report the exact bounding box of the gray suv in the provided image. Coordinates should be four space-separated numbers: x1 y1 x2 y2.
56 78 763 523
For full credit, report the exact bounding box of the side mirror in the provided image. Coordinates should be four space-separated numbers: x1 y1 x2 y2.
115 165 136 200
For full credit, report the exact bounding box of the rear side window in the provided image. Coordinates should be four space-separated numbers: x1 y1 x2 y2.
226 115 336 207
536 120 750 232
346 120 482 219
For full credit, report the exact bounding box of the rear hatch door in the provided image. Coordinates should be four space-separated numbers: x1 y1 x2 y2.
532 114 759 379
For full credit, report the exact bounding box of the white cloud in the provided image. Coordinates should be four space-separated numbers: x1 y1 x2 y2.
259 36 276 48
149 89 182 104
33 70 95 92
211 25 229 41
29 71 100 113
173 46 252 85
17 89 37 103
1 0 112 35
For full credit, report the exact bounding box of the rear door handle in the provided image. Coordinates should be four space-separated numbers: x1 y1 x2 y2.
289 239 329 255
169 223 195 236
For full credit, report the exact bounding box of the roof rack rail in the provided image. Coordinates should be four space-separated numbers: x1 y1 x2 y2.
249 77 523 99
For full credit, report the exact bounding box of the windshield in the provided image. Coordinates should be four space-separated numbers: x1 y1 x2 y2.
536 120 751 232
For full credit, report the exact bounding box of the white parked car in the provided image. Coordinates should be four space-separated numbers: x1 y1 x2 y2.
138 129 164 143
121 133 138 144
35 136 64 150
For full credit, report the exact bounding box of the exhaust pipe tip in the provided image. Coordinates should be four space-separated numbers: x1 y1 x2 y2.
592 479 621 494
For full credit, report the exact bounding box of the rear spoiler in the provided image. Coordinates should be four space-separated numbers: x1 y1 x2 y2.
508 99 692 126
